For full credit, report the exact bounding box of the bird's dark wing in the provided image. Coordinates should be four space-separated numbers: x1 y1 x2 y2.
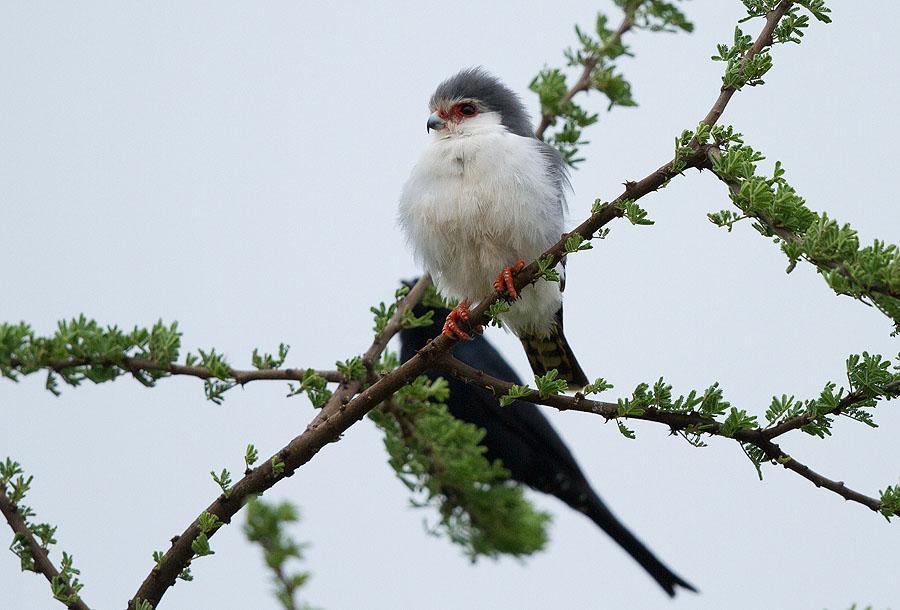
399 292 696 596
536 140 570 217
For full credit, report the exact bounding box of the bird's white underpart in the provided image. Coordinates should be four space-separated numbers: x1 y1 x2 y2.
399 110 565 337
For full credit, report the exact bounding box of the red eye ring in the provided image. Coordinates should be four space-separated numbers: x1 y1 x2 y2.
458 104 477 117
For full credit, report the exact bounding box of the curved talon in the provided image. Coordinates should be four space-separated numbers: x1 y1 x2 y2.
442 299 476 341
494 259 526 300
456 301 469 322
442 318 471 341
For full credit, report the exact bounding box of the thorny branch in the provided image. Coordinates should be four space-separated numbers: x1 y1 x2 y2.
7 356 343 387
435 356 899 516
752 437 886 512
761 380 900 439
0 484 91 610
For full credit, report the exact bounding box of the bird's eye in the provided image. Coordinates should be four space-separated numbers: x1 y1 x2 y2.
459 104 477 116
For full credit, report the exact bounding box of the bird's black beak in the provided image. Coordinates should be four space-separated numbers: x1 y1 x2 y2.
427 112 446 133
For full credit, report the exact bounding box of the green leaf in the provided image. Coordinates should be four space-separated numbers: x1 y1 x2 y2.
152 550 165 570
271 456 285 478
336 356 366 381
191 532 213 557
537 256 561 283
486 300 511 328
210 468 232 497
621 200 654 226
370 378 550 560
583 378 614 395
616 420 636 439
287 369 333 408
720 408 758 437
500 384 532 407
243 497 315 610
879 482 900 520
708 210 747 232
796 0 832 24
564 234 593 253
198 511 224 534
400 307 434 330
377 350 400 375
251 343 289 370
535 369 568 398
245 444 259 469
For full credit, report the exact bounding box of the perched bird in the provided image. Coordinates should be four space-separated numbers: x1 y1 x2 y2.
400 296 697 597
398 68 587 388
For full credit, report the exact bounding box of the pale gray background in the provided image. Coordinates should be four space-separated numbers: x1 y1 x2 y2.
1 2 898 609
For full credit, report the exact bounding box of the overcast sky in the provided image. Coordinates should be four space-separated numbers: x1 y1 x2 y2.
2 2 899 609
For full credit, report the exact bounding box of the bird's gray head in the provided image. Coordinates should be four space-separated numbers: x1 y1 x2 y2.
426 68 533 138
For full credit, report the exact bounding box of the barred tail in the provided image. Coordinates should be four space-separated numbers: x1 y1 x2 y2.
520 307 588 390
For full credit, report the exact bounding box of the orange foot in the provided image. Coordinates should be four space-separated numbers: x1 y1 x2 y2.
441 299 482 341
493 259 526 300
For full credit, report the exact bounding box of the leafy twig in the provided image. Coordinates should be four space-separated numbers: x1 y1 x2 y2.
702 0 796 127
374 385 549 559
5 355 342 390
0 477 90 610
532 0 693 165
704 143 900 330
434 355 899 517
243 498 314 610
533 5 638 140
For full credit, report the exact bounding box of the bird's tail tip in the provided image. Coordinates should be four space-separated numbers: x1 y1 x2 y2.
660 573 698 597
581 498 698 598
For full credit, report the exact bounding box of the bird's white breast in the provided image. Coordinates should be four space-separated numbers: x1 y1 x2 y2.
398 119 564 335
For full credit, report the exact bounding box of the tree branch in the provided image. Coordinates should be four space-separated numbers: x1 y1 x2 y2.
0 483 91 610
752 437 884 512
762 380 900 439
363 276 432 377
701 0 794 128
534 0 776 142
434 355 896 517
8 356 343 387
